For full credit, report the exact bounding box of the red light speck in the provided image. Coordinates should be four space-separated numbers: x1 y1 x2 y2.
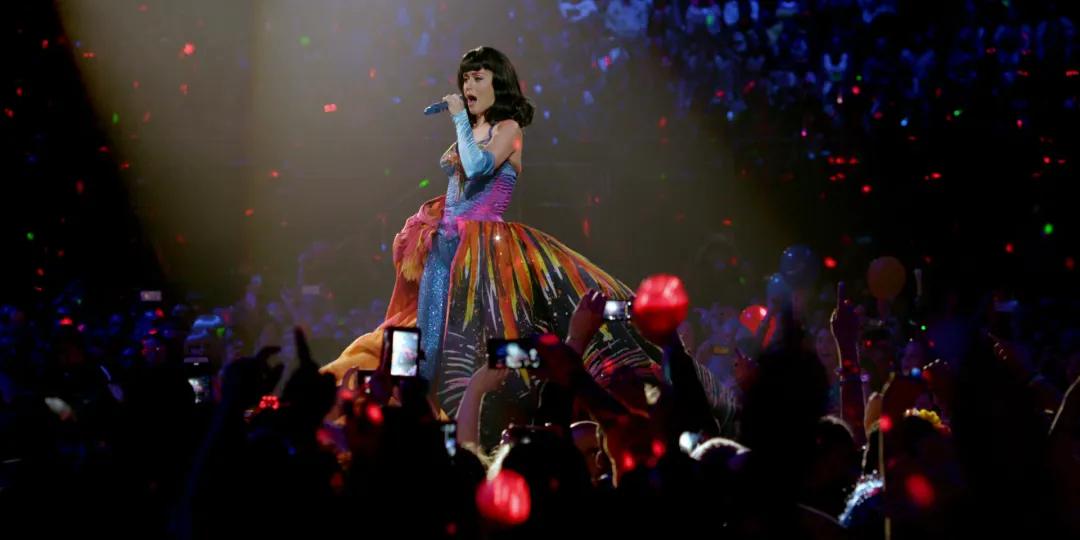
906 474 936 507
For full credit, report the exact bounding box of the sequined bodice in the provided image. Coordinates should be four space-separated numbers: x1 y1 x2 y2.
438 130 517 233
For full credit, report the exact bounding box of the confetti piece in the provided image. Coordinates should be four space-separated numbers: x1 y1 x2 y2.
182 42 196 56
270 170 280 178
323 103 337 112
419 178 430 188
824 257 838 269
180 83 189 95
244 208 254 217
112 113 119 124
1043 223 1054 235
1005 243 1015 254
300 36 311 47
861 184 873 194
27 232 35 241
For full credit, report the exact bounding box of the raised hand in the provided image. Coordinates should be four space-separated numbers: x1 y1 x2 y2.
442 93 465 115
567 289 608 354
220 345 282 410
831 282 866 445
830 282 859 356
467 364 511 395
282 327 336 423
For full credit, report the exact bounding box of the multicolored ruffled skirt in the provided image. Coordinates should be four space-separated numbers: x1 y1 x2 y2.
321 195 662 422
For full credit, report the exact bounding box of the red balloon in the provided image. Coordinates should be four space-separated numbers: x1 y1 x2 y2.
476 470 531 526
739 305 768 334
631 274 690 342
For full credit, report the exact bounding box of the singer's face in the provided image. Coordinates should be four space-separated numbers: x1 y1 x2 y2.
462 69 495 118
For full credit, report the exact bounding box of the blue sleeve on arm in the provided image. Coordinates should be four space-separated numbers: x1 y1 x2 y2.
452 111 495 179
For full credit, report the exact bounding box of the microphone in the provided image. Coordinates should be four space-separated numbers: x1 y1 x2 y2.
423 101 449 115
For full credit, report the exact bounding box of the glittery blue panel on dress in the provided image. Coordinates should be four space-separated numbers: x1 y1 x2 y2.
417 232 458 381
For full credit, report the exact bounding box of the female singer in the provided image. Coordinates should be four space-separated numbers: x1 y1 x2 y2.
322 47 659 417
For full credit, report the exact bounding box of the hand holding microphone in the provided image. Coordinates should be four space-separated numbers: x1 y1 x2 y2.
423 94 466 116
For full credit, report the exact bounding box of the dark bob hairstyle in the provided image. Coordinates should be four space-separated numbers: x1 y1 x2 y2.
457 46 534 128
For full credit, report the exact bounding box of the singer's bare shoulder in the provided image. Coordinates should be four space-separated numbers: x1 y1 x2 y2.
490 119 523 173
491 119 521 137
